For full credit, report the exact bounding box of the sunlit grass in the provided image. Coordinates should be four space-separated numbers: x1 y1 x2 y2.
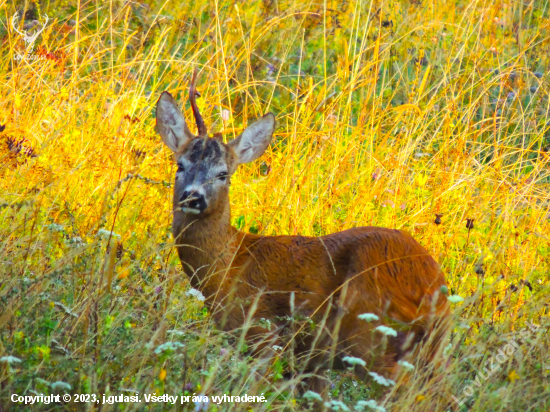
1 0 549 410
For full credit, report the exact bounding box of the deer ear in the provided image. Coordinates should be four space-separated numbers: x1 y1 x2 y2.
156 91 194 152
229 113 275 164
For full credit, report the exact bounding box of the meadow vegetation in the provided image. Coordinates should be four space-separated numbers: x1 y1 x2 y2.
1 0 549 410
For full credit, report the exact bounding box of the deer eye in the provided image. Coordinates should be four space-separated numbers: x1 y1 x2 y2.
177 164 185 173
217 171 228 180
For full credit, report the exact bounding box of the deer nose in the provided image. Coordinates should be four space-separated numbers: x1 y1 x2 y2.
180 190 207 211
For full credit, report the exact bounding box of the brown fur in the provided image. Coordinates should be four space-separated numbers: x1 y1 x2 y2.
173 207 450 376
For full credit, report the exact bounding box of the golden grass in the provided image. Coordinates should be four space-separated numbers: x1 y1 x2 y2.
1 0 549 410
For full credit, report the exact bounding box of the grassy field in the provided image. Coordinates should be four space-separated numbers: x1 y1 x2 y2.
1 0 550 410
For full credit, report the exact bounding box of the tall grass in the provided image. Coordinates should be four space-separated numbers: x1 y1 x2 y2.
0 0 549 410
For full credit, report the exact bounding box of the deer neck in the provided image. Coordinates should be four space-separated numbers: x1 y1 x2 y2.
172 202 240 297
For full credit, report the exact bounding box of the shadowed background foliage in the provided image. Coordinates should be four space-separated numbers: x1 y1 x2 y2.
0 0 549 410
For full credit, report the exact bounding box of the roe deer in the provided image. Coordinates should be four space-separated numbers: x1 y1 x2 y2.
155 70 450 392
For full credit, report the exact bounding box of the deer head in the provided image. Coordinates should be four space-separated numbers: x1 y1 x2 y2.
156 69 275 218
11 12 49 47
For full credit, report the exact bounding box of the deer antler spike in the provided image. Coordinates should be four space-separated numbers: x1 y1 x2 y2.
189 68 207 137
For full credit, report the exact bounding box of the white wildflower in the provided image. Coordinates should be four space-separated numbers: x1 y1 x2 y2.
355 400 386 412
342 356 367 367
186 288 205 301
97 229 121 239
272 345 283 351
303 391 323 402
221 109 230 122
153 341 185 354
358 313 379 322
45 223 64 232
194 398 209 411
167 330 186 336
260 317 272 330
66 236 85 247
0 356 22 364
54 302 77 317
51 381 72 391
375 325 397 337
397 360 415 371
36 378 50 386
447 295 464 303
368 372 395 387
325 400 350 411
